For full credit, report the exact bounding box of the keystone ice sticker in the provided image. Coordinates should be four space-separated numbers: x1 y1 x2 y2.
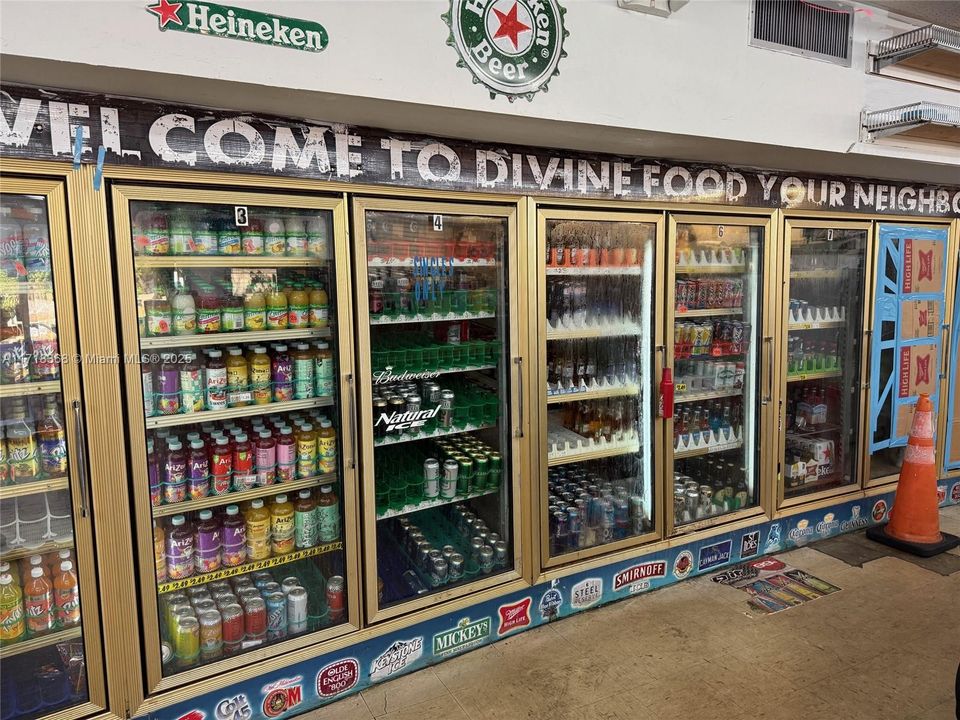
443 0 568 101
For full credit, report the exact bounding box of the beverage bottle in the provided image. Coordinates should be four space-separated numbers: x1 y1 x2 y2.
204 349 227 411
0 573 25 643
316 485 340 543
164 440 187 504
317 419 337 475
52 561 80 627
266 287 288 330
264 216 286 256
287 285 310 329
276 427 297 482
221 505 247 566
193 216 217 255
306 215 329 258
216 217 241 255
314 341 334 397
233 433 255 490
180 352 204 414
296 424 318 479
197 287 223 334
244 290 267 331
225 348 250 408
24 566 54 634
255 431 276 486
369 278 384 318
250 347 272 405
244 499 271 561
187 439 210 500
221 295 244 333
194 509 222 574
270 494 295 555
154 521 167 583
242 217 264 255
157 353 181 415
171 286 197 336
291 343 315 400
294 490 318 549
166 515 195 580
309 283 329 328
284 216 307 256
209 436 232 495
146 210 170 255
271 344 294 402
142 359 155 418
37 397 68 476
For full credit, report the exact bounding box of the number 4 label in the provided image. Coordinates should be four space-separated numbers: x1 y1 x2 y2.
432 214 443 231
235 206 249 227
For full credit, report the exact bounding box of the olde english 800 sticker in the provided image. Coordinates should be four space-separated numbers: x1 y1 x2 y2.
443 0 568 101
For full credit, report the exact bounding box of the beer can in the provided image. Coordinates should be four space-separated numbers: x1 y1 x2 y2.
199 610 223 662
253 571 274 589
422 458 440 499
174 615 200 668
448 552 465 581
440 390 455 428
441 459 458 499
265 591 288 641
430 557 449 586
327 575 345 623
424 382 442 404
493 541 509 569
472 454 488 490
441 545 456 562
479 546 495 574
281 577 301 595
220 603 244 655
469 537 484 563
488 452 502 488
244 596 267 642
457 456 473 494
388 396 406 434
262 581 282 595
417 542 434 570
427 548 442 574
487 532 501 546
373 398 388 438
287 586 309 635
406 394 421 414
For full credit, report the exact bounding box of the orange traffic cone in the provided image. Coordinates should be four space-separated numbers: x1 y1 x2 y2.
867 394 959 557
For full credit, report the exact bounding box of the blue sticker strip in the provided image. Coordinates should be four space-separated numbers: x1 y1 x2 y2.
93 146 106 191
72 126 83 169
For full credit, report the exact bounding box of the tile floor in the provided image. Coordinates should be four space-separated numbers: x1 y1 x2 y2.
303 506 960 720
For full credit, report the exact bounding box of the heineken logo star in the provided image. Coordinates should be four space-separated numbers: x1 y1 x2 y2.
493 2 530 50
146 0 183 28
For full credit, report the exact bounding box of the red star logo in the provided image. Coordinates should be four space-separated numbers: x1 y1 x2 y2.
917 250 933 282
146 0 183 29
493 2 531 51
915 354 930 385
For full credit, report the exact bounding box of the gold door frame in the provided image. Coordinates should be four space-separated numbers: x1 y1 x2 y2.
109 182 362 694
936 220 960 480
776 218 874 511
664 212 777 538
351 195 529 624
0 171 109 720
531 205 665 570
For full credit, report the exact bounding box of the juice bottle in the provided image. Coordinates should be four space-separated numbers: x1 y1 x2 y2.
276 427 297 483
271 344 293 402
309 283 329 329
291 343 314 400
37 397 68 476
233 433 255 490
296 424 317 479
314 341 334 397
193 216 217 255
187 439 210 500
317 419 337 475
287 284 309 329
147 438 162 507
294 490 318 549
255 431 276 486
221 295 244 332
264 217 286 256
197 290 222 334
163 440 187 504
205 349 227 411
226 348 250 408
0 564 15 589
266 287 288 330
244 291 266 331
270 494 295 555
306 215 329 258
154 521 167 583
242 218 264 255
250 347 272 405
285 216 308 256
316 485 340 543
180 352 204 414
146 211 170 255
157 353 181 415
53 561 81 627
221 505 247 566
194 509 222 574
210 436 232 495
244 499 271 561
171 287 197 336
24 566 54 634
166 515 194 580
217 217 242 255
0 573 25 643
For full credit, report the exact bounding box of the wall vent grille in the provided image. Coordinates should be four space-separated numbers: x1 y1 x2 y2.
750 0 854 66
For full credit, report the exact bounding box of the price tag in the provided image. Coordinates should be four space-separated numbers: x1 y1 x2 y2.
234 206 249 226
432 214 443 231
675 383 688 393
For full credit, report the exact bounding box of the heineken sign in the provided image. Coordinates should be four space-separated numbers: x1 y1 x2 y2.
145 0 329 53
444 0 568 101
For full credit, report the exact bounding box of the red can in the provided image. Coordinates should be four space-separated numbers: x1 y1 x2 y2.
326 575 345 624
220 603 244 655
244 596 267 642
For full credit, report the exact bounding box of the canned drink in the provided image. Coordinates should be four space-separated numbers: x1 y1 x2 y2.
407 531 425 557
281 577 301 595
417 542 434 570
244 596 267 642
220 603 244 655
423 458 440 499
388 396 406 434
425 382 442 404
430 557 449 586
493 541 509 568
193 598 217 615
287 586 309 635
238 586 262 604
487 532 500 546
441 459 458 499
326 575 345 624
440 390 455 428
567 507 581 542
487 452 502 487
373 399 388 439
469 537 484 563
161 641 174 670
479 546 495 574
187 586 212 601
456 456 473 494
166 602 193 640
265 591 288 641
699 485 713 508
471 454 488 491
253 572 274 589
684 488 700 518
406 394 421 414
174 615 201 668
199 610 223 662
262 582 282 595
427 548 442 571
441 545 456 562
448 553 465 581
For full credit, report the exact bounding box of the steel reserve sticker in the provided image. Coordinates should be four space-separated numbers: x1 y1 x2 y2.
443 0 568 101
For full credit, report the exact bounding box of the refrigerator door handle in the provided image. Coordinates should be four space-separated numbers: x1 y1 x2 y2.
347 373 357 470
71 400 90 518
762 336 774 405
514 356 524 438
940 324 951 380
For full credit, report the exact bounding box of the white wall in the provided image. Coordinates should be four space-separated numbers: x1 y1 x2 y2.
1 0 958 176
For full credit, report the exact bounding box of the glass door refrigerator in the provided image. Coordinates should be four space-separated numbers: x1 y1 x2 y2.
0 178 107 719
110 185 358 690
352 198 523 623
777 221 871 507
665 215 775 535
535 208 662 567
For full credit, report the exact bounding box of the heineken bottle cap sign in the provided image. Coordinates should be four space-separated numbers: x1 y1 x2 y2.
444 0 568 101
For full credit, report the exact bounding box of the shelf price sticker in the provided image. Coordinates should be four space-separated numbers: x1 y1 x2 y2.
157 541 343 594
235 206 249 226
674 383 687 393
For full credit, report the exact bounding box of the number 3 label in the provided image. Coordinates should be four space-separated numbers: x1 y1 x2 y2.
235 206 249 226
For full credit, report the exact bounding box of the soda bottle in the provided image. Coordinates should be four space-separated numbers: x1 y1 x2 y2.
166 515 195 580
0 573 25 643
296 424 317 479
270 494 295 555
24 567 54 634
250 347 272 405
154 521 167 583
266 288 288 330
309 283 329 329
316 485 340 543
37 397 68 476
271 345 294 402
255 431 276 486
244 499 271 561
314 341 333 397
221 505 247 567
317 419 337 475
164 440 187 504
244 290 266 331
287 285 310 329
53 560 80 628
187 439 210 500
294 490 318 549
233 433 255 490
194 509 222 574
276 427 297 482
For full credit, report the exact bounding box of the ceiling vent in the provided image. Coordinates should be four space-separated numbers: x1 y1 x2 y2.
750 0 854 66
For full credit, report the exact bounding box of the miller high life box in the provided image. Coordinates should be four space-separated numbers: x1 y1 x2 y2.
899 300 939 340
902 239 943 295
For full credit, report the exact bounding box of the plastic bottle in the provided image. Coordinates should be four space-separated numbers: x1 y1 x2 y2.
204 349 227 411
296 424 317 479
180 352 204 414
306 216 329 259
24 566 54 634
233 433 255 490
222 505 247 567
309 284 329 329
244 499 271 561
197 290 222 334
291 343 315 400
264 216 286 256
194 509 222 574
193 217 217 256
53 561 81 627
266 288 288 331
250 347 272 405
187 439 210 500
146 211 170 255
0 574 25 643
244 291 266 331
294 490 318 549
314 341 334 397
276 427 297 483
163 440 187 504
226 348 250 408
255 431 276 486
217 217 241 255
221 295 244 333
285 216 307 256
271 344 293 402
37 397 68 476
157 353 181 415
154 521 167 583
317 419 337 475
242 218 264 255
210 436 232 495
172 287 197 336
166 515 194 580
285 284 308 330
316 485 340 543
270 494 295 555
